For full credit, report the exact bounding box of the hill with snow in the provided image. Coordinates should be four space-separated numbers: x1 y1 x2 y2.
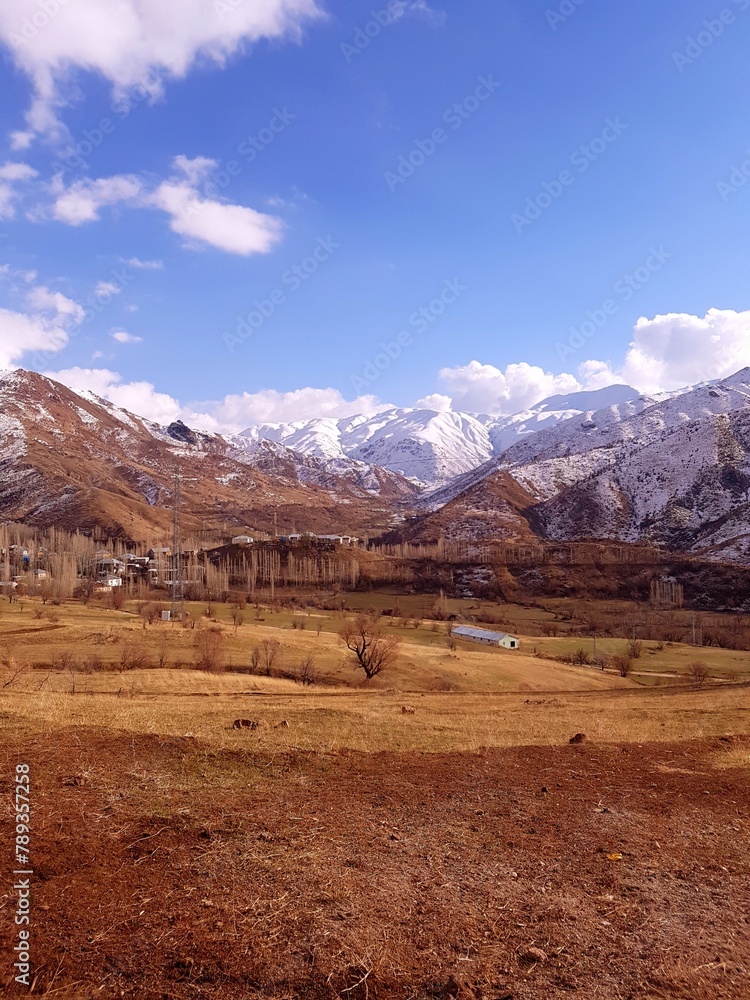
408 369 750 563
240 383 642 486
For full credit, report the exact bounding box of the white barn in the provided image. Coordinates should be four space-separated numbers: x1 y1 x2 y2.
451 626 520 649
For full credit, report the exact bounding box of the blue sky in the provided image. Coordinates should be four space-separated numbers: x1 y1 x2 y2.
1 0 750 429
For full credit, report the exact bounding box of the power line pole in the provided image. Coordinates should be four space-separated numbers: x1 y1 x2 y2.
171 465 182 623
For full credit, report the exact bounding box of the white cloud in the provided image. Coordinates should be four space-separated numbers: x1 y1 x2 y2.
46 158 283 255
49 174 143 225
0 160 38 219
149 157 283 255
437 360 582 414
414 392 453 411
0 0 322 139
43 368 386 435
0 308 69 369
0 273 85 368
437 309 750 416
9 130 34 151
394 1 447 26
611 308 750 392
124 256 163 270
26 284 85 324
111 329 142 344
95 280 123 297
190 386 387 434
47 367 182 424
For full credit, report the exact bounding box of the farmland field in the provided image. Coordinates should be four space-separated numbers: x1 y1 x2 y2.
1 595 749 999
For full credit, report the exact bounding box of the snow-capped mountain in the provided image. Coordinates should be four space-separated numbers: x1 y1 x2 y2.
0 370 417 539
408 369 750 562
240 383 642 486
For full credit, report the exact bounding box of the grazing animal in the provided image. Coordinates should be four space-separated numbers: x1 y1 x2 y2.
401 705 416 715
569 732 586 744
232 719 260 730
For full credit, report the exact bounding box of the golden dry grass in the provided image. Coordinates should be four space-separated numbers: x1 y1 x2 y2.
2 597 749 757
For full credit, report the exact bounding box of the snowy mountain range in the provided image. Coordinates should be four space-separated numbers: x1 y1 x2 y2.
2 366 750 562
409 368 750 562
239 383 643 487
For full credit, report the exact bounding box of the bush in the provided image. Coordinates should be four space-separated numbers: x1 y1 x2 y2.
120 643 149 671
613 655 632 678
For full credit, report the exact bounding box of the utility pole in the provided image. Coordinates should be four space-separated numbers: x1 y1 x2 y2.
171 465 182 623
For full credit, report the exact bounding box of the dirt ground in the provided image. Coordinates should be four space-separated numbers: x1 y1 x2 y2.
1 727 748 1000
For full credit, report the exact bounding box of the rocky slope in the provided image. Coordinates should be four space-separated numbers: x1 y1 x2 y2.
0 369 418 540
407 369 750 562
240 384 641 486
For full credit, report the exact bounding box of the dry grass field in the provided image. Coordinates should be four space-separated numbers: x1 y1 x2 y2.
1 595 749 999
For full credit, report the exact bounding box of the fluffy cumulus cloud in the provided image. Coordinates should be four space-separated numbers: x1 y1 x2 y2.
50 174 143 225
0 308 69 368
0 0 322 139
111 329 142 344
0 274 83 368
149 157 283 255
189 387 388 434
44 369 384 434
45 158 282 255
436 360 582 414
24 308 750 432
614 308 750 392
47 367 182 424
434 309 750 414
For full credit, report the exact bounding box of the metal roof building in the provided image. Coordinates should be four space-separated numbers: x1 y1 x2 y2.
451 626 520 649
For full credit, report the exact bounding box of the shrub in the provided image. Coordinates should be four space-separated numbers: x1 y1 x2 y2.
120 643 149 671
613 655 632 678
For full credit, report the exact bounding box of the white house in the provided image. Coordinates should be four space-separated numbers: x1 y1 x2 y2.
451 625 520 649
231 535 254 545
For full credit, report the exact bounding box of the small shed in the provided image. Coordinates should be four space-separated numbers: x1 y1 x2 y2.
451 625 520 649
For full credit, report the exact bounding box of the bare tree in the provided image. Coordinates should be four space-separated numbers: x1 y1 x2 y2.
195 627 225 672
627 638 643 659
231 608 244 633
258 638 281 677
340 613 400 681
297 654 318 686
689 660 709 687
